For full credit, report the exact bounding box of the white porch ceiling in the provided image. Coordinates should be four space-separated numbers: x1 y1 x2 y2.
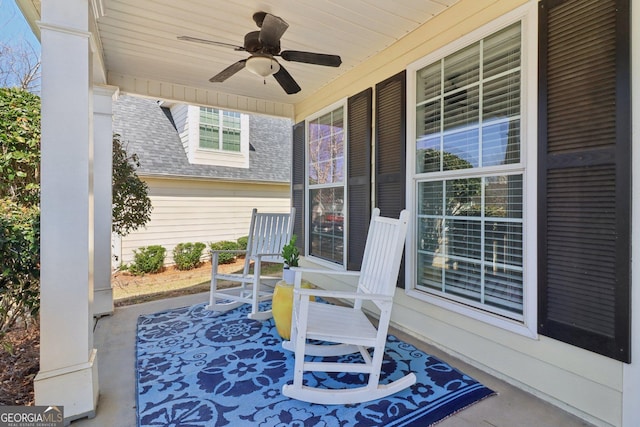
20 0 460 111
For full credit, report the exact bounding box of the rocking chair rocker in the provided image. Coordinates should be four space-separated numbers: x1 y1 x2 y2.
207 207 295 320
282 208 415 404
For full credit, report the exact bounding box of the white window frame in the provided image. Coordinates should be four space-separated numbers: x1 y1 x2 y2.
198 107 243 152
305 98 348 269
405 3 538 338
186 106 249 168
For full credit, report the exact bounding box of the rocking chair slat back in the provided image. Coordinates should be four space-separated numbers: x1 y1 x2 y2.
359 210 409 299
246 209 295 265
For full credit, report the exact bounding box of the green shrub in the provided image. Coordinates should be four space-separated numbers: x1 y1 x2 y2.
173 242 206 271
209 240 239 264
0 88 41 207
0 199 40 333
236 235 249 251
130 245 166 275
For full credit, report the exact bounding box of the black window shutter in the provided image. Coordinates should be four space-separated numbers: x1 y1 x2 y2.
538 0 631 362
292 121 306 255
375 71 407 287
347 88 373 270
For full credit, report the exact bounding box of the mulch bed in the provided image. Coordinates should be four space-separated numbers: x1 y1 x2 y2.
0 321 39 406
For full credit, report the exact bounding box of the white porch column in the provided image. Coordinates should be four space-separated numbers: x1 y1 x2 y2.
93 85 119 317
34 1 98 423
623 1 640 425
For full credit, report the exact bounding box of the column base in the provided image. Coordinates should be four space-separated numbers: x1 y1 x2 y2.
94 287 114 317
35 349 99 425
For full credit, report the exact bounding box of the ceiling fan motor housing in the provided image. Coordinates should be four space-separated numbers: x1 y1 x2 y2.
244 31 280 55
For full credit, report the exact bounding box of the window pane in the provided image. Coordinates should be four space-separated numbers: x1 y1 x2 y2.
485 221 523 267
332 130 344 183
222 129 240 151
308 108 344 185
200 107 219 126
199 125 218 149
482 119 520 166
448 219 482 260
484 22 521 79
485 175 523 218
444 259 482 302
418 181 443 215
445 178 482 216
444 42 479 91
483 72 520 120
444 86 479 131
309 187 344 264
222 111 241 128
417 62 441 103
416 99 441 173
484 266 523 313
443 127 479 169
417 216 444 289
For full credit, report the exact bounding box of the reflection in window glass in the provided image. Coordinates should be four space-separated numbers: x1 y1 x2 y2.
307 105 346 266
309 187 344 264
308 107 344 186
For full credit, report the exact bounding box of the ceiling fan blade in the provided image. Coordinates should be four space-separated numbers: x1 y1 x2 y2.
178 35 245 51
273 64 301 94
209 60 247 82
259 13 289 47
280 50 342 67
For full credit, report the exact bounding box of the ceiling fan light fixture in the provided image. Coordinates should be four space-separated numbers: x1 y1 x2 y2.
245 55 280 78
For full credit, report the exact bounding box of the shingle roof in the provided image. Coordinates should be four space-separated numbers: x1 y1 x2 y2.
112 94 292 183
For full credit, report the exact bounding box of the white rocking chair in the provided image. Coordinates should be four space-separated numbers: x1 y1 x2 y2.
207 207 295 320
282 208 415 404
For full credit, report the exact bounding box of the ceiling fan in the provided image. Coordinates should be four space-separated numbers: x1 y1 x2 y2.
178 11 342 95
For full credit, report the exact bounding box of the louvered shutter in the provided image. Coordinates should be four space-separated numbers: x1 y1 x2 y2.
538 0 631 362
375 71 407 287
292 121 306 255
347 88 372 270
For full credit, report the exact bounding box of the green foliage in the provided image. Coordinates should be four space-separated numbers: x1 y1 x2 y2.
173 242 206 271
112 134 152 236
0 88 41 207
209 240 240 264
130 245 166 275
281 235 300 267
236 235 249 251
0 199 40 333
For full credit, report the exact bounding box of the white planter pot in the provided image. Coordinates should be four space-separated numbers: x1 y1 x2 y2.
282 267 295 284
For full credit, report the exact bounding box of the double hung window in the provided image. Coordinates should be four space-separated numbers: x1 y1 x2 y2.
307 105 346 266
411 22 525 320
199 107 241 152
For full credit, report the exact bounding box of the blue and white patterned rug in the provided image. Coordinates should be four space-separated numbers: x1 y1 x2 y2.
136 302 494 426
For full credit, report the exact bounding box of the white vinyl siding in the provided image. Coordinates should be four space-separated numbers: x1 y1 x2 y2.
115 178 291 266
169 104 190 155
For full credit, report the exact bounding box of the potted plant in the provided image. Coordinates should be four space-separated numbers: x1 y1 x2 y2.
281 235 300 284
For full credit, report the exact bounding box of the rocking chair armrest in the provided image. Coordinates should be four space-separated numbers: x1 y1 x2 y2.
251 252 283 259
290 267 361 278
209 249 248 255
294 287 393 303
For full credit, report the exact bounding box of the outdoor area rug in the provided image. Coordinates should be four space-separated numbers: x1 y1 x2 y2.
136 302 495 426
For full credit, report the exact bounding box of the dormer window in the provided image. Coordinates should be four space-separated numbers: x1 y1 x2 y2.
199 107 242 152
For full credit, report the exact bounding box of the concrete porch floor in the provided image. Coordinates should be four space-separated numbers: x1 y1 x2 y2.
72 293 592 427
